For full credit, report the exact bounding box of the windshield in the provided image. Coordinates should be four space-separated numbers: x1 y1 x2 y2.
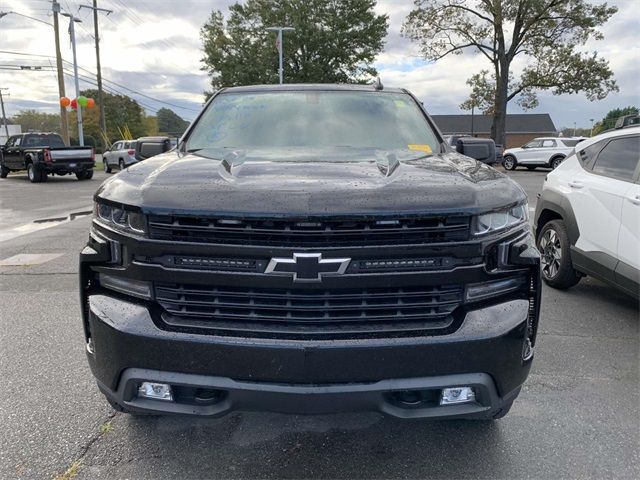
561 139 582 147
186 91 441 157
24 134 65 148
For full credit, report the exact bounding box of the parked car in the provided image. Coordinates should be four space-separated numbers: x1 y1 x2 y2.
0 132 95 182
443 134 500 165
534 126 639 298
81 83 541 420
103 140 138 173
503 137 586 171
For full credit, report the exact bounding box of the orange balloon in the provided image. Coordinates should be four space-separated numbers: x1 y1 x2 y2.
87 98 95 108
60 97 71 107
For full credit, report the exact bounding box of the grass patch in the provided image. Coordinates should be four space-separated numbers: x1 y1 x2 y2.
99 420 114 434
53 460 82 480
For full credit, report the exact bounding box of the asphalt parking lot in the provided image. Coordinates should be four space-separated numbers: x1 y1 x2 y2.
0 166 638 479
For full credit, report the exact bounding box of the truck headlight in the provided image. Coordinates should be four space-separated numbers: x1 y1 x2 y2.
94 202 147 235
472 203 528 236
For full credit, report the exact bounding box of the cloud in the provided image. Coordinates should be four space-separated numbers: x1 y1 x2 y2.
0 0 637 129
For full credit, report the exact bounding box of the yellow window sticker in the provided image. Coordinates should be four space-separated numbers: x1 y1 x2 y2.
394 100 407 107
408 144 433 153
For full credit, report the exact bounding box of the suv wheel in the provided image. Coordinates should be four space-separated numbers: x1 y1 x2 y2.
550 156 564 169
537 220 580 289
503 155 517 170
27 163 42 183
0 165 9 178
104 160 112 173
119 159 125 170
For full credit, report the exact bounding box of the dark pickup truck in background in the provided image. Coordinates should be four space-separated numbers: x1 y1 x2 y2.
0 132 95 182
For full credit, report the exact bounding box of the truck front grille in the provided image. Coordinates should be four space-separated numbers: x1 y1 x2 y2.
147 215 470 247
155 283 463 339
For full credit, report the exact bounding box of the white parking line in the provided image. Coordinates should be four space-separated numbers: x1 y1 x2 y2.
0 209 92 243
0 253 64 266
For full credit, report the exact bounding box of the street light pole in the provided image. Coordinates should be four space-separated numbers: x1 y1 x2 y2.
266 26 294 84
589 118 594 137
62 12 84 146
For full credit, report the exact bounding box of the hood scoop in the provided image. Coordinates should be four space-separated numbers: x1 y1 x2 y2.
220 150 247 177
374 150 401 177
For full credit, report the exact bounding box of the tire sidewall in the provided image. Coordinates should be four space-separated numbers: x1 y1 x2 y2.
551 157 564 169
537 220 580 289
27 163 37 182
503 156 516 170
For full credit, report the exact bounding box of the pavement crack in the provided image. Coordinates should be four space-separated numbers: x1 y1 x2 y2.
52 411 117 480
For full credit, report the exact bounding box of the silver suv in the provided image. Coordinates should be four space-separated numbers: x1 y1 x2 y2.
103 140 138 173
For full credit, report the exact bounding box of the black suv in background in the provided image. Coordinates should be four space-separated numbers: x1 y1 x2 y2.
80 84 540 420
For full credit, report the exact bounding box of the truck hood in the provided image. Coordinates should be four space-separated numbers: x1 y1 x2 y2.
95 149 526 215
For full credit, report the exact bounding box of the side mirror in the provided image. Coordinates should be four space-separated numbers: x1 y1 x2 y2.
455 138 496 164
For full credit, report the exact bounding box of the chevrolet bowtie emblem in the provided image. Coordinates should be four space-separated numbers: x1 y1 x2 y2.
265 253 351 282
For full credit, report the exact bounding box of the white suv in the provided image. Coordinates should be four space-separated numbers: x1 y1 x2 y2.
103 140 138 173
533 127 639 298
503 137 586 171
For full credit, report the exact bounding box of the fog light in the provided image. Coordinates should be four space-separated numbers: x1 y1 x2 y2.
440 386 475 405
138 382 173 401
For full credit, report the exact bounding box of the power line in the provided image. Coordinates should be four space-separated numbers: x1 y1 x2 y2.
0 50 199 113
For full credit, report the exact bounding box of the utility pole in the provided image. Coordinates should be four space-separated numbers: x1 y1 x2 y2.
266 26 295 84
0 88 9 139
79 1 111 150
52 1 70 145
589 118 595 137
62 12 84 146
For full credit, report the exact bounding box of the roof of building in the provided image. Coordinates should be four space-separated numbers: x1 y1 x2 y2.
431 113 557 134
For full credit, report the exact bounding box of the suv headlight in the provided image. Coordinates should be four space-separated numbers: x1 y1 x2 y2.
472 202 528 236
94 201 147 235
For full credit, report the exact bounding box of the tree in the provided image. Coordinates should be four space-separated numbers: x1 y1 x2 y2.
403 0 618 146
71 89 147 146
156 108 189 135
201 0 388 92
11 110 60 132
592 106 638 135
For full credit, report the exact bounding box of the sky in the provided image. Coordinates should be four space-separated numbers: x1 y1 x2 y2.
0 0 638 130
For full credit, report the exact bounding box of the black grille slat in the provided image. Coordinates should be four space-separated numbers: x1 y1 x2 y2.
148 215 470 246
154 283 463 338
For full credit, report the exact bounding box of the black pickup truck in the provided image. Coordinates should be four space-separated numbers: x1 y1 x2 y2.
81 84 541 421
0 132 95 182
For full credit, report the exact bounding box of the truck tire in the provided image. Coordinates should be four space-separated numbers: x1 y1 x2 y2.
503 155 517 170
0 165 9 178
76 170 94 180
104 160 112 173
27 163 42 183
119 159 125 170
537 219 580 289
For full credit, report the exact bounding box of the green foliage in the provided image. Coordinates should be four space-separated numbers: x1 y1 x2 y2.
404 0 618 144
200 0 388 92
156 108 189 135
73 89 147 144
10 110 60 132
592 106 639 135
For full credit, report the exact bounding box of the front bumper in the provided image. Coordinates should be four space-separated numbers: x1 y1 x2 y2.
80 218 540 419
86 293 532 419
